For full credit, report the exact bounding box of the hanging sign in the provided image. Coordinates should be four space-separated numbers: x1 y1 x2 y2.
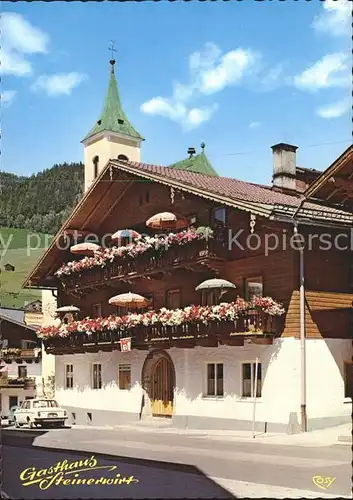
119 337 132 352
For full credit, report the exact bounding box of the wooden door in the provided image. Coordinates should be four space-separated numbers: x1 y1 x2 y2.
151 358 174 417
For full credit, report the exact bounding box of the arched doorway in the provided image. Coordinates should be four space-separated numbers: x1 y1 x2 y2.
141 350 175 418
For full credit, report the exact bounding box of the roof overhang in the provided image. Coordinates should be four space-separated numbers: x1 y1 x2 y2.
304 145 353 209
81 129 144 146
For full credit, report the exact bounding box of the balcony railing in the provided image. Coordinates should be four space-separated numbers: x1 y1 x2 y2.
44 311 282 354
0 348 41 362
0 376 36 389
61 239 228 293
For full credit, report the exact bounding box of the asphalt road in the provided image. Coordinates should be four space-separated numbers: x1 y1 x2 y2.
1 426 351 498
2 445 234 499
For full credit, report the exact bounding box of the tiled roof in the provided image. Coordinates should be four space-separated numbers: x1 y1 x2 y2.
114 159 302 206
111 159 353 224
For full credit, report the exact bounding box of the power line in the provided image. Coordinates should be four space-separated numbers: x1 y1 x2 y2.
225 140 352 157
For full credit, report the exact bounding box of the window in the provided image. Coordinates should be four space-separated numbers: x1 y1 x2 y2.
22 340 36 349
188 213 197 225
211 206 226 227
32 400 58 408
242 362 262 398
65 364 73 389
93 156 99 179
244 277 263 300
118 364 131 390
92 303 102 318
344 362 353 398
92 363 102 390
167 289 181 309
206 363 223 397
118 154 128 161
9 396 18 408
18 366 27 379
201 289 219 306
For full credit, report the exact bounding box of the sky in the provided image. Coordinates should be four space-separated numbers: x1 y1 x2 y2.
1 0 351 185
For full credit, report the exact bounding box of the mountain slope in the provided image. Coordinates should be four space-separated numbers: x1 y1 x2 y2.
0 162 84 234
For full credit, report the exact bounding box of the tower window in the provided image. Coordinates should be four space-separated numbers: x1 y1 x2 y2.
93 156 99 179
118 154 128 162
118 119 124 124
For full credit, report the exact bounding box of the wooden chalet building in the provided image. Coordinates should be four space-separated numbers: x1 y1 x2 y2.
24 58 353 433
0 308 42 417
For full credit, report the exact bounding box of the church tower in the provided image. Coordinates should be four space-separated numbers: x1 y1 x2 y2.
81 56 144 192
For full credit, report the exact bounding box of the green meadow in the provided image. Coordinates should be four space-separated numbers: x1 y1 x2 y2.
0 228 53 308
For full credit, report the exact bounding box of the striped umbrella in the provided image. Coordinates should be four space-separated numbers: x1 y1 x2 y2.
146 212 189 230
109 292 150 309
111 229 141 244
70 243 101 256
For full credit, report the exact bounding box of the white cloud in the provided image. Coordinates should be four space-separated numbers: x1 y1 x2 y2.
1 90 17 107
316 97 351 119
260 64 283 91
312 0 351 37
249 121 261 129
193 43 259 95
32 72 87 96
141 42 259 129
141 97 217 130
0 12 49 76
293 53 349 92
185 105 218 129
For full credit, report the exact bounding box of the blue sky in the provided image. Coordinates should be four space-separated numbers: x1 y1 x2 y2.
1 0 351 185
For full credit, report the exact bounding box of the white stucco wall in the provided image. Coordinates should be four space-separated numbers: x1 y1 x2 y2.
55 350 146 413
54 338 352 429
83 133 141 192
41 290 56 394
0 360 43 416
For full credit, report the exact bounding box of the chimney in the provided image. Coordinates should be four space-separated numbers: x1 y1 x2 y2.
271 143 298 192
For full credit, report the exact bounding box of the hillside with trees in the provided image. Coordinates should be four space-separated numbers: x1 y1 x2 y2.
0 162 84 234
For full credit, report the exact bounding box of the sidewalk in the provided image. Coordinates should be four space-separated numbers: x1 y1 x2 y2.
69 421 352 447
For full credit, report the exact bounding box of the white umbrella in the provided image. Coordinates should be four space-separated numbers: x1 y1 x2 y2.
56 306 80 312
195 279 236 291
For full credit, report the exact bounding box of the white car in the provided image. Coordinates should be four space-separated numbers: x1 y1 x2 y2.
14 398 68 428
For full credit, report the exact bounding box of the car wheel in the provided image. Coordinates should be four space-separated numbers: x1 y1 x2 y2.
27 419 34 429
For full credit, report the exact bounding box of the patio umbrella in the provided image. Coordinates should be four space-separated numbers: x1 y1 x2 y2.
56 306 80 313
109 292 150 309
146 212 189 230
195 278 236 292
111 229 140 244
70 242 101 256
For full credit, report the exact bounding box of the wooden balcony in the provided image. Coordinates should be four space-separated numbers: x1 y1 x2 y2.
44 311 282 355
0 376 36 389
0 348 41 363
61 239 228 296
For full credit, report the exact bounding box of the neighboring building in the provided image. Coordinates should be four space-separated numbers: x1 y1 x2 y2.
4 263 15 272
0 307 25 324
24 58 353 433
23 299 55 399
24 300 43 328
0 309 42 417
